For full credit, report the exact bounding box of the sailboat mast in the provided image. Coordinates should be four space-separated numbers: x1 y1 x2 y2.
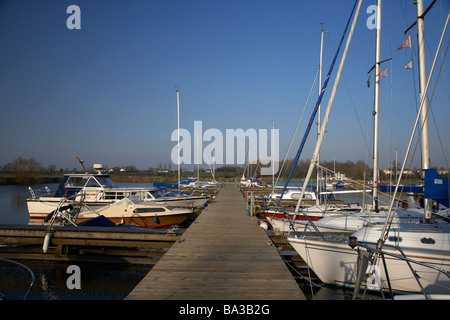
416 0 433 221
272 122 275 194
316 28 326 206
295 0 363 213
177 89 181 191
197 127 200 182
372 0 382 213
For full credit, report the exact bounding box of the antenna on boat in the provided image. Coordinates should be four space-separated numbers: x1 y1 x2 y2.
76 156 88 174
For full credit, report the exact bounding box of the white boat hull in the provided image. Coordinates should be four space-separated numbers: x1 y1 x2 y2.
27 196 207 222
288 226 450 294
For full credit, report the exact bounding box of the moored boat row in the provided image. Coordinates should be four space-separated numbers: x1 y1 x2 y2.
26 163 217 228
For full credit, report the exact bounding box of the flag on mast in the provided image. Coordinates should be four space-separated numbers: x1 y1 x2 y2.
404 60 413 69
376 67 387 77
397 35 412 50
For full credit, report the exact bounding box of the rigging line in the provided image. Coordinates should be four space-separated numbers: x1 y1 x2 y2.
265 69 319 207
380 8 450 247
398 0 421 153
315 163 404 209
400 0 449 169
275 68 320 186
406 39 450 171
278 0 360 207
326 33 371 161
415 39 450 168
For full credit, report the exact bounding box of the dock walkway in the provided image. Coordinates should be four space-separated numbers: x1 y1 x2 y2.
126 183 305 300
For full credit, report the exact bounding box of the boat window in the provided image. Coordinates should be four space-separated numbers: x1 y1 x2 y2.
150 191 163 199
85 177 102 187
420 238 435 244
133 207 166 213
65 176 88 187
96 176 116 188
291 193 300 200
104 192 125 200
388 236 402 243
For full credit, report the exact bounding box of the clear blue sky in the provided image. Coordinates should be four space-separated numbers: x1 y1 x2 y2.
0 0 449 172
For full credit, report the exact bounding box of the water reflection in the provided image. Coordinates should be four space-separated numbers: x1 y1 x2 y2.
0 260 151 300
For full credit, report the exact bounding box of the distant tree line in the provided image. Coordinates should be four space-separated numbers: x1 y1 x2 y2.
0 157 57 184
2 156 447 185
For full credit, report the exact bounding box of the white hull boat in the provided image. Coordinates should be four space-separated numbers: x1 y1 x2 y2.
27 173 208 222
45 197 193 229
288 224 450 294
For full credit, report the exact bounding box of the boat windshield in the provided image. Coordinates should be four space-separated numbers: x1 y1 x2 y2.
95 176 116 188
65 176 89 187
65 175 116 188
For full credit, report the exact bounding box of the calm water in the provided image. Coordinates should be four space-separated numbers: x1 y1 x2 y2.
0 181 419 300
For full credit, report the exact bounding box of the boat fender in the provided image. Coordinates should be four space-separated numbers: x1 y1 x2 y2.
154 214 160 224
203 202 208 207
257 220 268 230
43 232 52 253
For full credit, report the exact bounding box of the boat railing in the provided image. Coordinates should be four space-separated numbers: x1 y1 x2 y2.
351 238 450 300
28 186 54 199
44 192 101 227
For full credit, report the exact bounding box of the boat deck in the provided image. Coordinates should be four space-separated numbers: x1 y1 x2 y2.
126 183 305 300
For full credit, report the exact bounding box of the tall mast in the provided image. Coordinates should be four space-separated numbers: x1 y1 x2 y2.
295 0 363 212
372 0 382 212
316 28 327 206
176 89 181 191
197 127 200 183
272 122 275 194
416 0 432 221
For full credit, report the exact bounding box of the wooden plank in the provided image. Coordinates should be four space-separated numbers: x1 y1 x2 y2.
0 224 181 247
126 183 305 300
50 238 174 248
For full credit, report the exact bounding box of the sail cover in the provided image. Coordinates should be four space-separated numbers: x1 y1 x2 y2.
424 168 449 208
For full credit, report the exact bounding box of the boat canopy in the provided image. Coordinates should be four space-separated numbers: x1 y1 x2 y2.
54 174 117 197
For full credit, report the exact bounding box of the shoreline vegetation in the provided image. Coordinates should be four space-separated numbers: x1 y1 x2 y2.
1 157 443 186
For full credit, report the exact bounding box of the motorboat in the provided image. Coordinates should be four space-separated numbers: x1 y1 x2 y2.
45 196 192 228
27 172 208 222
77 197 192 228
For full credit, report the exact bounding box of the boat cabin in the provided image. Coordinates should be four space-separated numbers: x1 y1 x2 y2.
55 174 117 197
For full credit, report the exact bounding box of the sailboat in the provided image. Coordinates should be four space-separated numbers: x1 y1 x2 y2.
288 0 450 297
264 2 366 231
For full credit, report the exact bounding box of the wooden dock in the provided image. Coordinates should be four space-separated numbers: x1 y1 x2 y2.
0 224 182 265
126 183 305 300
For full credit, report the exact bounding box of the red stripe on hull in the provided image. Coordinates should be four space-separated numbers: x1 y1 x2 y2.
264 212 322 221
